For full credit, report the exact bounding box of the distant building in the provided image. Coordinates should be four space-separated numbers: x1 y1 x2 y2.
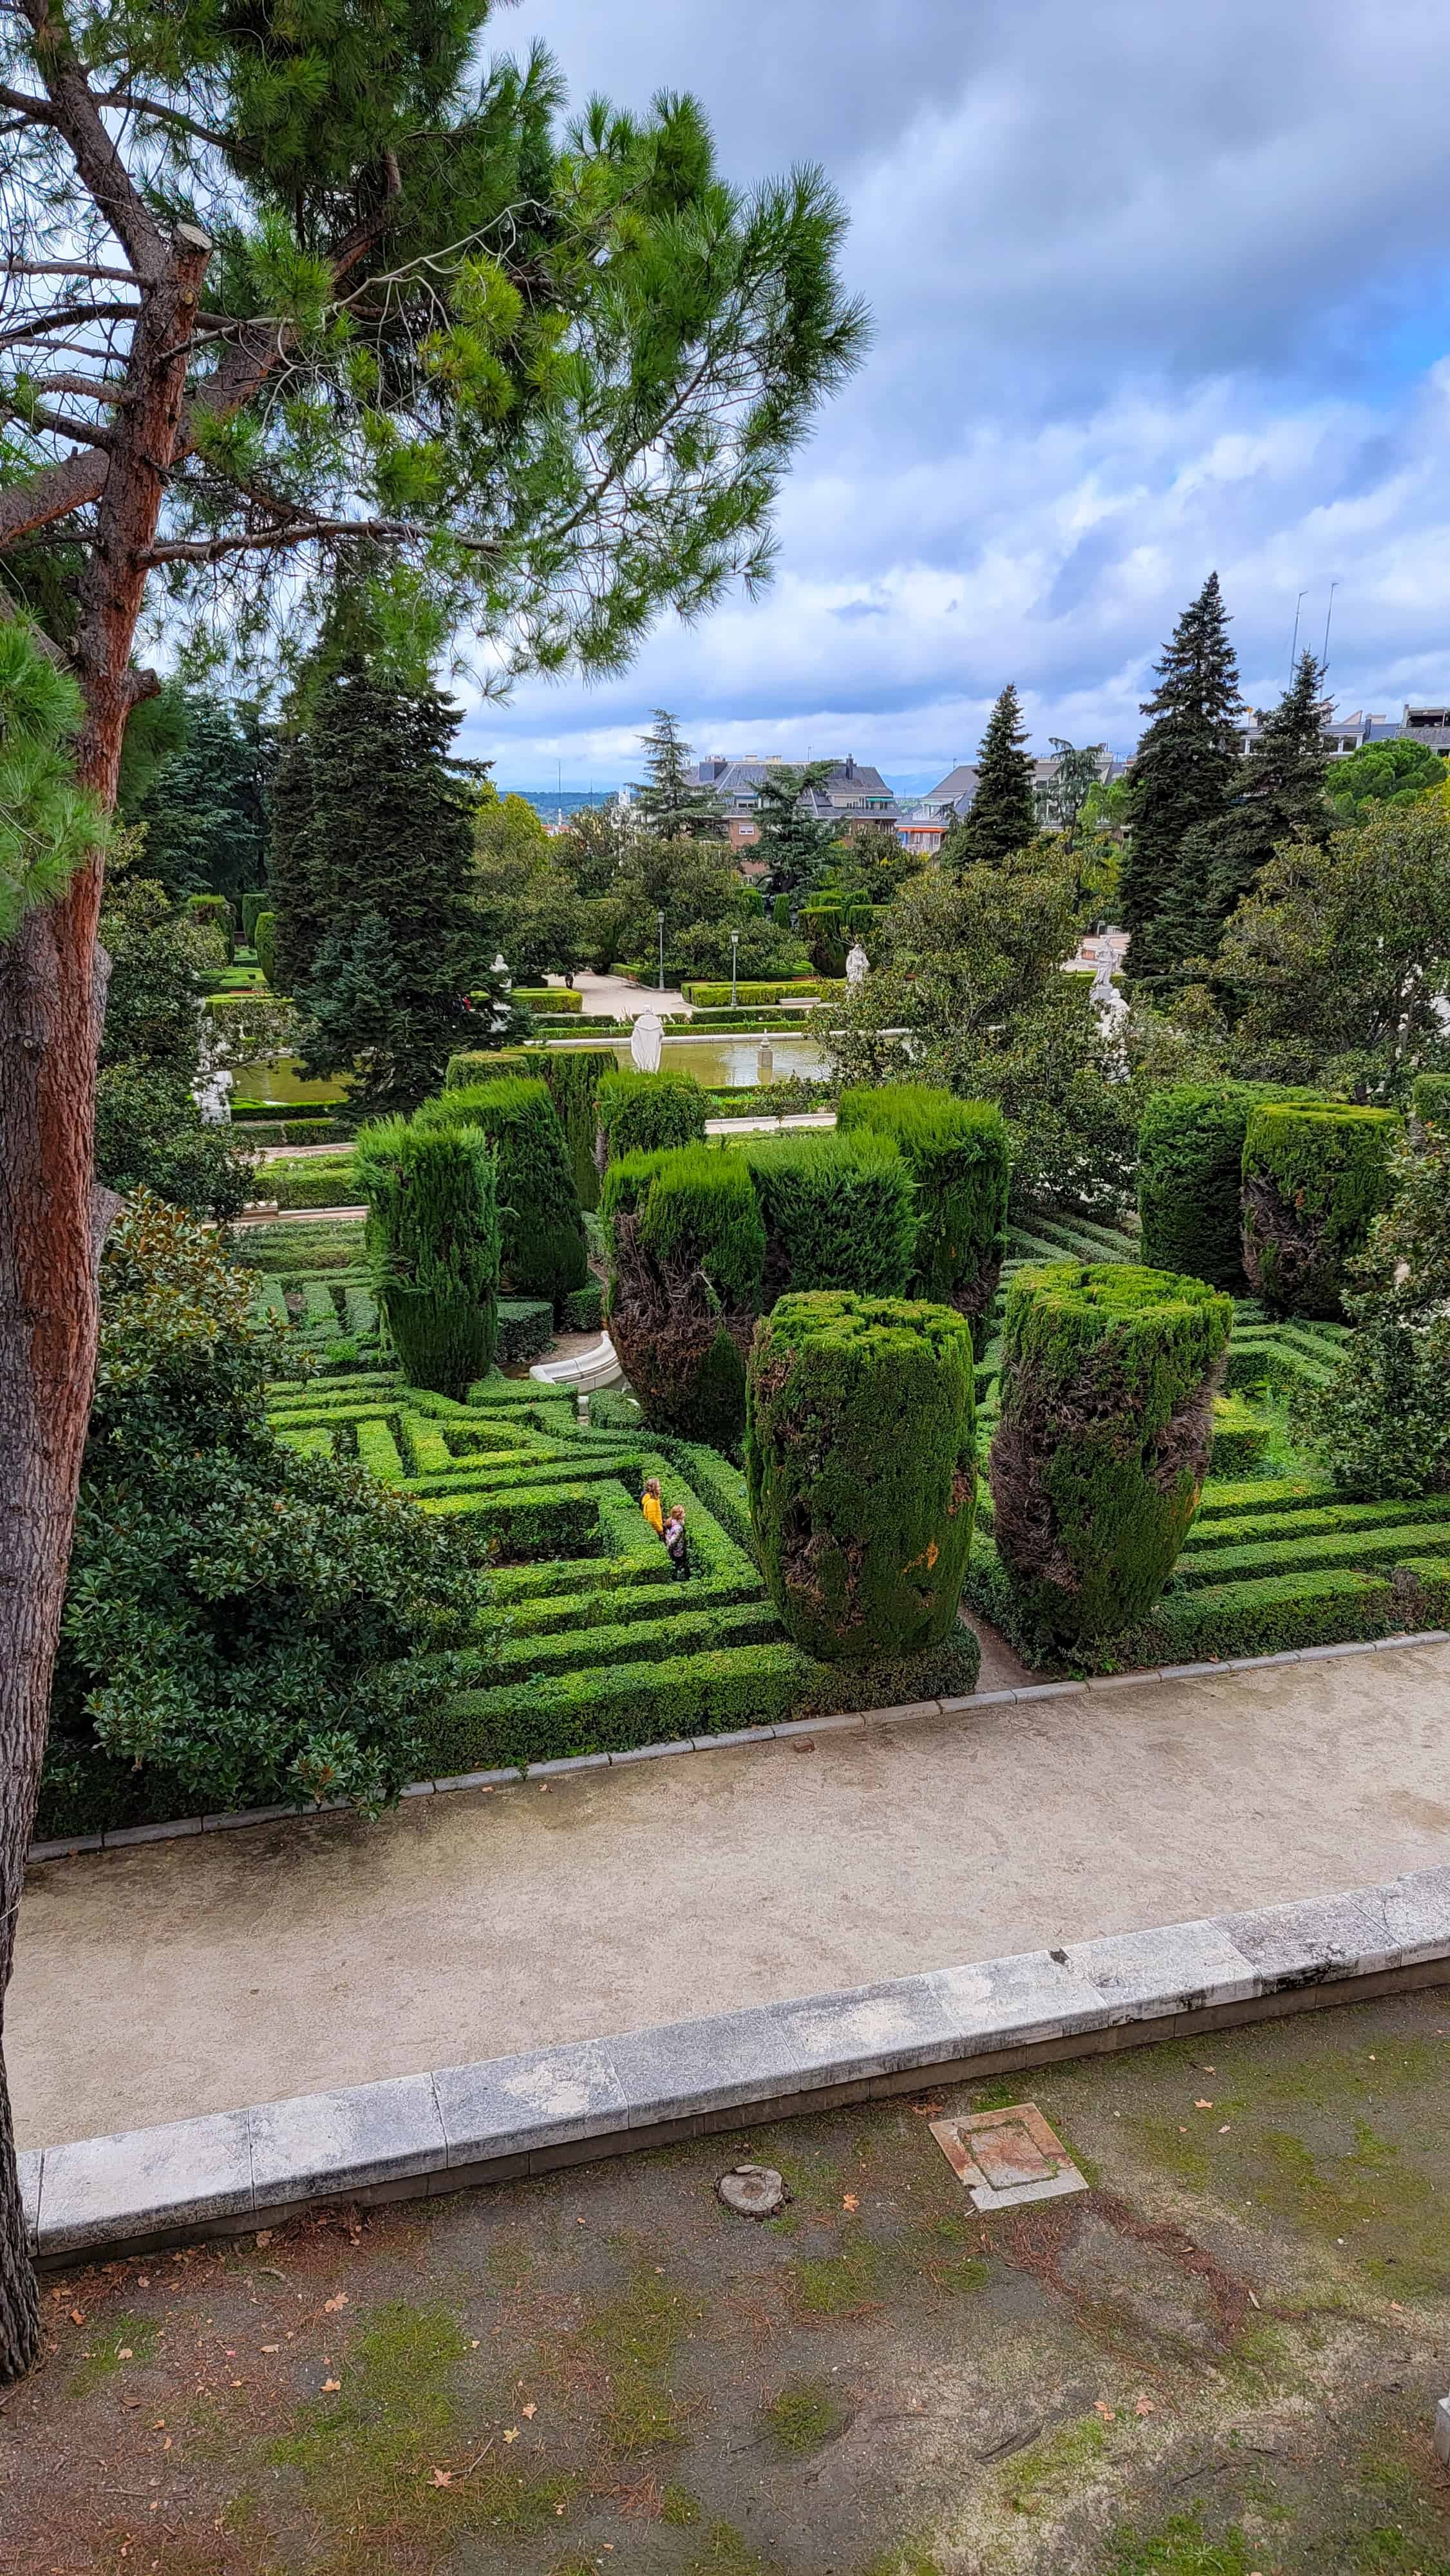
1236 703 1450 758
896 748 1128 854
692 754 899 853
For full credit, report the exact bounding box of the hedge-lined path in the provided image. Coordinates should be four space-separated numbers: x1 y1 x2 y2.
14 1640 1450 2152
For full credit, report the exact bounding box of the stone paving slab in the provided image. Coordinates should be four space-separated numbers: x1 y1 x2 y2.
21 1864 1450 2265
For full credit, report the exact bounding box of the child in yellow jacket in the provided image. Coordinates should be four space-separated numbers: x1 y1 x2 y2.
641 1477 664 1539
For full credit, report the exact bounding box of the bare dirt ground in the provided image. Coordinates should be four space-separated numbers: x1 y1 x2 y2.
3 1987 1447 2575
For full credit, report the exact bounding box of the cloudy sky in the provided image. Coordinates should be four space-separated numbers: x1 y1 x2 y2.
464 0 1450 793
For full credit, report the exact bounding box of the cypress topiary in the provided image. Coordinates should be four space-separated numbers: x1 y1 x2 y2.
596 1068 708 1166
444 1048 541 1086
837 1084 1010 1349
240 889 269 950
354 1118 500 1397
542 1048 617 1211
747 1291 977 1663
416 1075 587 1308
1241 1103 1399 1317
990 1262 1233 1647
739 1128 915 1305
1137 1081 1325 1287
252 909 278 988
601 1145 765 1443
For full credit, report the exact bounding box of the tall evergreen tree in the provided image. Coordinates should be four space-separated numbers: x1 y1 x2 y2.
281 665 507 1112
1119 573 1241 979
267 728 325 997
1164 650 1333 965
630 710 724 840
753 761 840 900
130 693 274 907
944 685 1037 871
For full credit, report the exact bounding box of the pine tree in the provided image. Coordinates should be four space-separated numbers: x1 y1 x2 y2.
1119 573 1241 980
267 728 323 996
131 692 273 906
753 761 840 899
1164 650 1333 965
630 710 724 840
287 665 505 1111
944 685 1037 871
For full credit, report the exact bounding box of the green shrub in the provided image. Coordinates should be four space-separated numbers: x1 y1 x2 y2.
738 1128 915 1305
416 1075 588 1308
682 979 820 1008
540 1048 616 1210
353 1119 501 1396
1241 1103 1399 1316
747 1291 977 1664
601 1145 765 1443
259 1155 360 1210
596 1068 708 1164
253 907 278 986
513 985 581 1012
444 1046 541 1085
1137 1083 1325 1287
1208 1394 1272 1478
990 1262 1233 1647
240 889 269 948
563 1278 604 1333
838 1084 1011 1349
1412 1072 1450 1132
185 889 233 958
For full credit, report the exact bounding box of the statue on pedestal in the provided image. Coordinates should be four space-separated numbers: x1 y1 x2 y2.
845 940 870 989
630 1008 664 1073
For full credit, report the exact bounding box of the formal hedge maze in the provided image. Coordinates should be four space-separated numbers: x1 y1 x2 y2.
968 1213 1446 1669
236 1219 561 1372
263 1368 975 1772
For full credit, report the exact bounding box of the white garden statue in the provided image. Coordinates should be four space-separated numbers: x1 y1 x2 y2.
845 940 870 989
630 1007 664 1073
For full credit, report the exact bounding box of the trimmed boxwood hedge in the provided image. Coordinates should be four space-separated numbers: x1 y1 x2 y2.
683 978 821 1007
514 986 581 1012
256 1156 361 1210
838 1084 1010 1349
1208 1392 1272 1478
601 1144 765 1443
415 1075 588 1309
1137 1082 1325 1288
562 1278 604 1333
353 1119 500 1396
738 1127 915 1305
1241 1103 1398 1317
747 1290 977 1663
990 1262 1233 1647
596 1068 708 1165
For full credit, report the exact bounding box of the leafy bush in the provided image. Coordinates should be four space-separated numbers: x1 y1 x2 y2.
43 1195 487 1836
186 889 233 957
1241 1103 1399 1316
1294 1127 1450 1497
354 1119 501 1396
1137 1081 1323 1288
261 1155 360 1210
601 1144 765 1442
738 1127 915 1305
416 1075 588 1307
596 1068 708 1163
1412 1071 1450 1132
837 1083 1011 1349
990 1262 1233 1647
253 906 278 985
746 1291 977 1663
513 985 581 1012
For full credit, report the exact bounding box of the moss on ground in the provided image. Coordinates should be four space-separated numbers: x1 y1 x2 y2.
66 2311 160 2396
759 2374 847 2456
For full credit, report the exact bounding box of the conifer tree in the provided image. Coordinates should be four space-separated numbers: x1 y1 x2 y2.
753 761 840 899
1119 573 1241 978
1164 650 1333 964
131 694 274 906
266 730 324 997
944 686 1037 871
630 710 724 840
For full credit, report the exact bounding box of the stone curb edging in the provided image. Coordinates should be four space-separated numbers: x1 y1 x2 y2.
28 1629 1450 1866
21 1864 1450 2265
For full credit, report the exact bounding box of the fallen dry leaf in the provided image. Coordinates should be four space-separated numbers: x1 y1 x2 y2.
1135 2396 1156 2416
1218 2124 1230 2134
503 2427 518 2444
117 2347 133 2361
323 2292 349 2313
842 2193 860 2212
1194 2099 1213 2110
322 2378 341 2393
430 2468 452 2488
522 2401 537 2420
1094 2400 1115 2421
70 2308 85 2326
261 2344 279 2353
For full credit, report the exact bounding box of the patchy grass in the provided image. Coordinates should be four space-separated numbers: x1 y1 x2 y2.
1106 2503 1256 2573
759 2374 847 2457
787 2229 887 2317
66 2311 160 2396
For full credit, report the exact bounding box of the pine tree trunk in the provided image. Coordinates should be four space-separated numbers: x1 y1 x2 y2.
0 224 211 2382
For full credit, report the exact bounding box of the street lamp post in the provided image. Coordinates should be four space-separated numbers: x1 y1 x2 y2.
657 909 666 993
730 927 740 1010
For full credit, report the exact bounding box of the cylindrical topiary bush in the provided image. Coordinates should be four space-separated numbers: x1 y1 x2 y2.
355 1117 500 1397
990 1262 1233 1647
1241 1103 1399 1316
252 908 278 987
739 1128 915 1305
541 1048 617 1211
1137 1081 1324 1287
837 1084 1010 1350
596 1068 708 1168
415 1075 587 1309
240 889 269 950
601 1144 765 1444
747 1292 977 1663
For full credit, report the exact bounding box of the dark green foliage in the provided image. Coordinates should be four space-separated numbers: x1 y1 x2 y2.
253 906 278 986
1163 649 1332 965
185 890 233 958
739 1128 914 1305
601 1146 766 1441
1137 1081 1324 1287
1241 1103 1398 1316
837 1084 1011 1346
772 893 791 927
1328 735 1448 820
265 1157 359 1210
43 1195 487 1837
494 1296 554 1366
1120 573 1242 980
354 1120 501 1397
416 1076 588 1306
444 1046 541 1085
240 889 269 949
562 1278 605 1333
746 1291 977 1663
539 1048 617 1209
751 761 840 899
1412 1072 1450 1131
990 1262 1233 1645
596 1068 708 1163
95 875 250 1222
1208 1394 1271 1477
132 692 273 906
267 726 324 994
630 708 724 840
1293 1127 1450 1497
943 683 1035 869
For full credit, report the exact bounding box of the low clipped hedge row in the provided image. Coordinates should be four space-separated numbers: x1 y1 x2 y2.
514 986 581 1012
255 1157 361 1209
682 978 823 1007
